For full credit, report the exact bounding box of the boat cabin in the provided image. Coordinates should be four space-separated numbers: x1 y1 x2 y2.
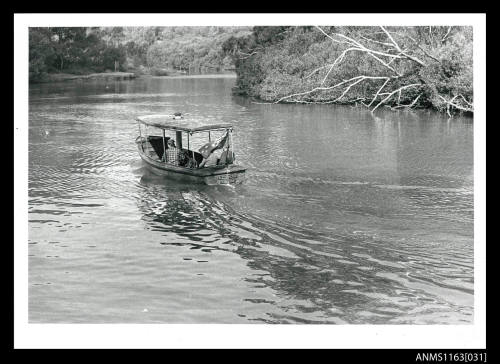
135 114 236 170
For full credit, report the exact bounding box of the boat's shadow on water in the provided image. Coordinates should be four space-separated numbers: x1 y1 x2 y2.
134 168 473 324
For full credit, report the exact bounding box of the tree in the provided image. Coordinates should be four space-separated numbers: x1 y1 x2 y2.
29 28 56 80
225 26 473 115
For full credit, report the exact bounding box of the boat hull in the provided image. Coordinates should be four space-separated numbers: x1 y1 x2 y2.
138 147 246 185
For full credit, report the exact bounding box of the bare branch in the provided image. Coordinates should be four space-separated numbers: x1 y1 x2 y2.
394 32 441 63
366 52 402 76
379 27 427 66
304 64 331 79
386 52 405 65
335 33 404 59
321 47 360 84
333 77 367 101
442 27 452 42
415 44 441 63
359 35 393 47
457 94 473 107
438 94 474 115
316 27 403 60
380 26 402 52
392 94 422 109
400 51 426 67
319 46 402 84
321 63 336 85
315 26 350 45
274 75 389 104
367 78 390 107
371 83 420 113
238 50 259 59
315 28 404 79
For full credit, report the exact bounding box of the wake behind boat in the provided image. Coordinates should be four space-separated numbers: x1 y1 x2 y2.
135 113 246 185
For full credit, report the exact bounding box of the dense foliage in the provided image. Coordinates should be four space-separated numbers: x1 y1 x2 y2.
136 26 252 74
223 26 473 114
29 27 127 81
29 26 252 81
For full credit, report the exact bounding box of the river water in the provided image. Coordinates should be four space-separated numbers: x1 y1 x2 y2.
28 75 474 324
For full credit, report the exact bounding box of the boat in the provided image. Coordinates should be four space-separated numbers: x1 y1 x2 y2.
135 113 246 185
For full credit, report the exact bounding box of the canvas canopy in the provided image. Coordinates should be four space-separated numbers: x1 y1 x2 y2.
136 115 233 133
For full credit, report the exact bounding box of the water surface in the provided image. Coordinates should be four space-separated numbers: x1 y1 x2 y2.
28 75 474 324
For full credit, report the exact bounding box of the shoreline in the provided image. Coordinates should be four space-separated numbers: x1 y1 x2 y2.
30 71 237 84
148 73 236 79
231 87 474 117
31 72 137 83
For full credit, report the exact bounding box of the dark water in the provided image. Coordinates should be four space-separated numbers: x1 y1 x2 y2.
28 75 474 324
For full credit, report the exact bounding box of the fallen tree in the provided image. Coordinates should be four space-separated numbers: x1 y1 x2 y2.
225 26 473 116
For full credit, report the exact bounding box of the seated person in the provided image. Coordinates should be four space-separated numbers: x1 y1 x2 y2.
199 148 223 168
178 150 197 168
162 139 178 164
166 138 176 149
198 134 230 168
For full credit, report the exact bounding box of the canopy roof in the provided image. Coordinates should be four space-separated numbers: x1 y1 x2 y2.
136 115 233 132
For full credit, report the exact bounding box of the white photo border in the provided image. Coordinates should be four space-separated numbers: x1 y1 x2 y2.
14 13 486 349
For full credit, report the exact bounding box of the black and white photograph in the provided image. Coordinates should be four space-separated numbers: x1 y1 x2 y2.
14 13 486 349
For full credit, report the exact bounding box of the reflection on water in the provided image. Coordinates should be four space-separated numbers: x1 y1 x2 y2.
28 76 473 324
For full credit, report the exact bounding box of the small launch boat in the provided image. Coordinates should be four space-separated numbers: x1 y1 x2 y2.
136 113 246 185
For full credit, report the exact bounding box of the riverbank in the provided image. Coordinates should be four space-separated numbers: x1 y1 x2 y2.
31 71 237 84
227 26 473 115
31 72 137 83
150 73 236 79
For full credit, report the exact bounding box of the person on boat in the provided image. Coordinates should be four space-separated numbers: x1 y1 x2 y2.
201 148 223 167
162 138 179 164
181 150 197 168
198 131 230 168
166 138 176 149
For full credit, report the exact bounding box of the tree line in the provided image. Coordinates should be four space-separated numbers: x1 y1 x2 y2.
29 26 252 81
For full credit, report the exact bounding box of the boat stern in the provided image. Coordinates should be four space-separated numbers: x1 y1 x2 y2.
203 165 246 185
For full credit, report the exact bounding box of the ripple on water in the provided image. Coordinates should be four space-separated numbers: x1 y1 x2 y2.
28 77 474 324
